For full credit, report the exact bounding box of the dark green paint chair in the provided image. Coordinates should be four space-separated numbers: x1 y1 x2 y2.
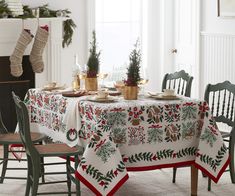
0 110 45 183
163 70 194 183
204 81 235 191
162 70 193 97
12 92 83 196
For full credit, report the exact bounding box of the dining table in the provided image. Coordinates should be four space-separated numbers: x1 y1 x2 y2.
24 88 229 196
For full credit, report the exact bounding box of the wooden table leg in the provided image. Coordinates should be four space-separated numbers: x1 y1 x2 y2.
191 165 198 196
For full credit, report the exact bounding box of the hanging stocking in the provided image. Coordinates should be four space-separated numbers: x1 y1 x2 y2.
30 26 49 73
10 29 33 77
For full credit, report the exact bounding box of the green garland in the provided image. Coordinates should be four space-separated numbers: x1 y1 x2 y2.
0 3 76 48
0 0 11 17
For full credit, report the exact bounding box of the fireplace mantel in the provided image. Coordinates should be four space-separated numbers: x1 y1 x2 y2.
0 18 65 87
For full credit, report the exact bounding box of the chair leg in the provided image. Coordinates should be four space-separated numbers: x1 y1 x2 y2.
202 172 207 177
0 144 9 183
208 178 211 191
25 155 33 196
31 161 40 196
66 157 72 196
40 157 45 183
172 167 177 183
75 155 81 196
229 134 235 183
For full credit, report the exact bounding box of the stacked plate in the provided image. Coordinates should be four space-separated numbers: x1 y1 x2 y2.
5 0 24 16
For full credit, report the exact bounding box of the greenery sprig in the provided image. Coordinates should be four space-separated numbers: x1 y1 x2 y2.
87 31 101 78
0 0 11 17
125 40 142 86
0 3 76 48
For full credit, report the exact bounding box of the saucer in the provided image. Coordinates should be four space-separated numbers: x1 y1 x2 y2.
42 85 65 91
62 90 87 97
87 96 117 103
154 94 180 100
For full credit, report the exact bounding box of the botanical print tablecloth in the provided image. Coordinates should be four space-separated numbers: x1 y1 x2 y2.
25 89 229 196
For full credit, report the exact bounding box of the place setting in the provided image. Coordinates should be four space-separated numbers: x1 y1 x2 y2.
86 89 118 103
147 89 182 100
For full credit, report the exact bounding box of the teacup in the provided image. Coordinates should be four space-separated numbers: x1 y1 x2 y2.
163 89 175 96
97 90 109 99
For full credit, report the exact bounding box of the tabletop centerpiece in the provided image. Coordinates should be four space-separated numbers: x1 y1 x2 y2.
124 40 141 100
85 30 101 91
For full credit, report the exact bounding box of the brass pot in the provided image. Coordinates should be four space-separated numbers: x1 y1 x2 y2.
85 77 98 91
124 86 138 100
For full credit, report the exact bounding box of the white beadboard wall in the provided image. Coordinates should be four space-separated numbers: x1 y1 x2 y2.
200 32 235 98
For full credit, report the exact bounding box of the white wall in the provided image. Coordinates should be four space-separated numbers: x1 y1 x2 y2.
22 0 88 86
202 0 235 33
200 0 235 98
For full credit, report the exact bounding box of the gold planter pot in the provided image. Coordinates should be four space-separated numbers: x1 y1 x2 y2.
85 77 98 91
124 86 138 100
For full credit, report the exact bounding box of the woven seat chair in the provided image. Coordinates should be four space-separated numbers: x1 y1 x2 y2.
204 81 235 191
162 70 193 97
0 110 45 183
12 92 83 196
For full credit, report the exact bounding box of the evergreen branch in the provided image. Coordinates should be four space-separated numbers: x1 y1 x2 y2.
125 39 142 86
87 31 101 77
63 19 76 48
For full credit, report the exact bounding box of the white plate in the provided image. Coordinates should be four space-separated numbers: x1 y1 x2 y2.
87 96 117 103
41 85 65 91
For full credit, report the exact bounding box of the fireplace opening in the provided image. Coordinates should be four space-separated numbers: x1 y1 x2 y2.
0 56 35 132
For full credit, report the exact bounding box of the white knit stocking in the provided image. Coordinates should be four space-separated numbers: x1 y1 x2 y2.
10 29 33 77
29 27 49 73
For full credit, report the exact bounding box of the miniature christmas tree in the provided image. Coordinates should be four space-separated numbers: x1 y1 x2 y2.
86 31 101 78
125 40 141 86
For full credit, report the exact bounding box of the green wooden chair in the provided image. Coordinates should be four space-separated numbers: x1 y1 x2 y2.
162 70 193 97
204 81 235 191
0 110 45 183
163 70 194 183
12 92 83 196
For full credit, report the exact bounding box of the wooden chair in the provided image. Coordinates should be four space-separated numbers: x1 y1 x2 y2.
12 92 83 196
204 81 235 191
162 70 193 97
163 70 194 183
0 110 45 183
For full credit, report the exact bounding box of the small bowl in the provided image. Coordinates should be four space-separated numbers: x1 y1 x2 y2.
163 89 175 96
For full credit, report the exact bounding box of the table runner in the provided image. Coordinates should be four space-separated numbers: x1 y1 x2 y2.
25 89 229 195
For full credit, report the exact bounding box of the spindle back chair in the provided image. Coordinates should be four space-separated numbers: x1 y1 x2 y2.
162 70 193 97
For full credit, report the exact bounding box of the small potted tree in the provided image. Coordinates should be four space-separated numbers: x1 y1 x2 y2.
124 41 141 100
85 30 101 91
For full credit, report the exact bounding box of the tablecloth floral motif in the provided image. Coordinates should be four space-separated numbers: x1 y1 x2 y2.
25 89 229 196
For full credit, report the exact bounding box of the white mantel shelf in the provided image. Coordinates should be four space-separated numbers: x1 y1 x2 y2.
0 18 65 87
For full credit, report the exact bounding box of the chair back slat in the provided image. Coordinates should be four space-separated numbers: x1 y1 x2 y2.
216 91 221 117
0 111 8 134
168 80 171 89
211 91 215 116
222 89 227 116
204 81 235 127
162 70 193 97
181 81 185 95
226 91 231 119
231 95 235 121
12 92 38 157
177 78 181 94
173 79 176 89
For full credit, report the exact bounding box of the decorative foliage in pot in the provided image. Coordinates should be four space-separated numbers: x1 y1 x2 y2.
85 30 101 91
124 40 141 100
